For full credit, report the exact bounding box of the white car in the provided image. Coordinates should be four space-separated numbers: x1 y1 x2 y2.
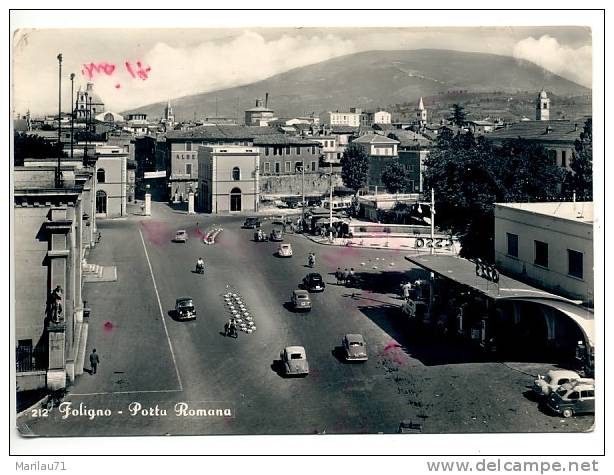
280 346 309 376
278 243 293 257
532 369 585 397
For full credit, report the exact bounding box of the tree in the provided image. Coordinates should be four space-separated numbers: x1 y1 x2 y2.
424 133 564 260
382 160 412 193
564 118 592 201
13 132 66 166
340 143 370 193
450 103 467 127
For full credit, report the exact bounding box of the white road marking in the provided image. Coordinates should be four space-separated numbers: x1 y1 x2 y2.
70 389 183 396
139 228 184 391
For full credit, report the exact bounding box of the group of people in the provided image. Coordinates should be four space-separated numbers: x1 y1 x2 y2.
224 319 238 338
335 267 356 286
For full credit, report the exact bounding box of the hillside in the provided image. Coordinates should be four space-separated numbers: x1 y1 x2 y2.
126 49 591 121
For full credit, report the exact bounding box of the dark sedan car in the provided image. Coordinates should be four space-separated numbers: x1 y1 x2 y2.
242 217 261 229
302 273 325 292
270 228 284 242
175 297 196 321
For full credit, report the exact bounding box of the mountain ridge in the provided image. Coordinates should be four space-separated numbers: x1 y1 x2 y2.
124 49 590 120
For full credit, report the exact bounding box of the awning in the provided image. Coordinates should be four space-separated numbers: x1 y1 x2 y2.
506 297 595 348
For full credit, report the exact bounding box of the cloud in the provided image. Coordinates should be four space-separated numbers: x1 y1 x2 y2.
512 35 592 88
77 31 357 113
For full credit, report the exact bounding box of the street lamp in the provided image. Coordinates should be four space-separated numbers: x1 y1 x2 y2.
296 163 305 228
56 53 63 188
70 73 75 159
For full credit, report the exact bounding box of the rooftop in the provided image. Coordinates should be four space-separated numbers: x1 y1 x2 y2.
253 134 319 146
166 125 278 141
487 120 584 143
496 202 593 224
352 133 399 145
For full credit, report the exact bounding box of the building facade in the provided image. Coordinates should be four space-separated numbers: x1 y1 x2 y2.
94 145 128 217
351 133 400 187
361 110 392 127
255 135 321 176
197 146 260 213
244 99 276 126
319 110 361 127
494 202 594 305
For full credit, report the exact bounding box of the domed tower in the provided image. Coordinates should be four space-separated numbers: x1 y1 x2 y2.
415 97 427 127
536 89 550 121
75 82 105 120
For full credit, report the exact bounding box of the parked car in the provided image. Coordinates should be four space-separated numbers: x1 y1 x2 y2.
278 243 293 257
242 217 261 229
342 334 368 362
173 230 188 243
279 346 309 376
270 229 284 242
302 273 325 292
291 289 311 311
545 380 595 418
533 370 583 397
175 297 196 321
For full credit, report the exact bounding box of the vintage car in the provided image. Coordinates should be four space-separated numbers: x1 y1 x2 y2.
302 273 325 292
270 229 284 242
342 334 368 362
242 217 261 229
533 369 583 397
279 346 309 376
545 380 595 418
173 230 188 243
278 243 293 257
291 289 311 312
175 297 196 321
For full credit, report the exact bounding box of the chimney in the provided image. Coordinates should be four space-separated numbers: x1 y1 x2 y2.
255 99 262 107
265 93 269 108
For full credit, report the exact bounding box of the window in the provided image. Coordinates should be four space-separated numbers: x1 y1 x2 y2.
96 168 106 183
409 180 415 191
273 147 277 156
265 147 269 156
534 240 549 268
568 249 583 279
337 153 341 159
296 147 301 155
186 143 192 151
312 146 316 154
286 146 290 155
311 161 317 171
275 162 280 173
285 161 291 173
264 162 271 173
232 167 241 181
295 161 303 172
561 150 567 168
568 391 579 400
507 233 519 257
186 164 192 175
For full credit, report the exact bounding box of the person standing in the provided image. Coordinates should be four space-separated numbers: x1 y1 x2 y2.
89 348 100 375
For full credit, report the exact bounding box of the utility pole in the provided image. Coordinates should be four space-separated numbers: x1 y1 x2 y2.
300 163 305 228
329 160 333 240
70 73 75 159
56 53 63 188
430 187 435 255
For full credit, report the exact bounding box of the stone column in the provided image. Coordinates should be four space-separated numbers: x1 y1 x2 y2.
45 207 72 390
144 192 151 216
188 192 195 214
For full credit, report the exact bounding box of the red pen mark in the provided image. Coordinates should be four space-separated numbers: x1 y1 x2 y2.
115 83 121 89
103 320 115 332
125 60 151 80
82 62 116 80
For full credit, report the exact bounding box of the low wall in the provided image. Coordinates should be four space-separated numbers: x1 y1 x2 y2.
260 173 343 196
16 371 47 392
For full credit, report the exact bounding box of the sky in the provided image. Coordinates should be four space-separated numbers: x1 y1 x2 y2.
12 24 592 116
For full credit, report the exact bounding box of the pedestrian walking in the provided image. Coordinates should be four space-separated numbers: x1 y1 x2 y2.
335 267 343 285
89 348 100 375
343 268 350 285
